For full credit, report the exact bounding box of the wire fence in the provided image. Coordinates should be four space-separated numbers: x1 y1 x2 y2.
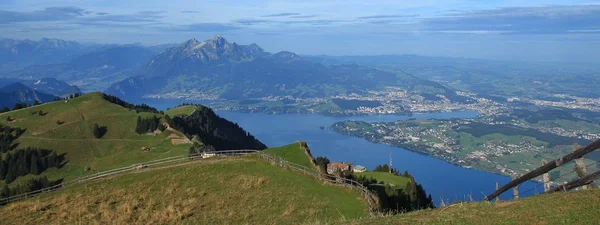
518 161 599 196
487 139 600 201
0 150 378 216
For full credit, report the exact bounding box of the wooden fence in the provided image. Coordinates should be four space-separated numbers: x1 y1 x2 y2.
0 150 378 216
485 139 600 201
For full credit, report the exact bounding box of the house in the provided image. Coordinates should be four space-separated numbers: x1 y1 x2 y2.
327 162 352 174
353 165 367 173
201 152 216 159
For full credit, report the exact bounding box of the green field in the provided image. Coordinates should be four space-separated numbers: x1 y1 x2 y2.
345 189 600 225
165 105 197 117
0 92 190 181
0 157 368 224
263 142 316 170
359 172 411 190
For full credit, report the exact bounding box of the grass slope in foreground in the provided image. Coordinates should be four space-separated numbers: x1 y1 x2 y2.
346 189 600 225
0 157 368 224
263 142 316 170
0 92 190 182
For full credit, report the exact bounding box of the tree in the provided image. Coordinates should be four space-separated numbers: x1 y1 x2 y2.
0 184 8 199
14 127 23 136
4 160 16 183
0 161 5 180
0 107 9 113
30 155 39 175
315 156 330 172
12 103 27 110
92 124 106 138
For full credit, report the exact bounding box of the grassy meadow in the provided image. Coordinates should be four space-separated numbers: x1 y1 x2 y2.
359 172 411 190
165 105 197 117
345 188 600 225
0 157 369 224
264 142 317 170
0 92 190 181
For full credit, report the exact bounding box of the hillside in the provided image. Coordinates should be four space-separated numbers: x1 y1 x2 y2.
0 156 369 224
0 92 266 195
0 92 190 183
360 172 411 190
345 189 600 225
263 142 316 170
165 105 197 117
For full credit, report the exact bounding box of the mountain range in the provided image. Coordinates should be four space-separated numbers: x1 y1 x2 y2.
1 36 471 107
0 82 57 109
6 45 156 92
106 36 463 102
0 38 95 72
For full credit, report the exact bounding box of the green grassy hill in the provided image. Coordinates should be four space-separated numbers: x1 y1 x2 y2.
165 105 197 117
0 92 190 182
0 156 369 224
345 189 600 225
263 142 316 170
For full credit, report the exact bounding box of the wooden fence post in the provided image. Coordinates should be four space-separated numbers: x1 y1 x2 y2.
495 182 499 201
572 144 592 190
542 160 551 192
511 174 519 199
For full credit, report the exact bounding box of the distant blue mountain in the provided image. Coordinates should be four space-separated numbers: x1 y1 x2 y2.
6 45 155 92
0 77 80 99
106 36 460 102
0 82 57 109
0 38 99 71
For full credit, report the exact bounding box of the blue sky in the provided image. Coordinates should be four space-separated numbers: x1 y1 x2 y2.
1 0 600 62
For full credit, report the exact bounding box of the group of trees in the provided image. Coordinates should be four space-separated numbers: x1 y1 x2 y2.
0 125 24 153
135 116 165 134
101 94 160 114
314 156 330 172
166 105 267 150
374 164 403 176
0 176 62 202
92 124 107 138
0 147 63 183
324 162 434 214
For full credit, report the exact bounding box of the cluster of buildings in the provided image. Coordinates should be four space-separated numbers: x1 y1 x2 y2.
326 162 367 174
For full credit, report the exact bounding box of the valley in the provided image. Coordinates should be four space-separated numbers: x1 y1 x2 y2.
3 0 600 223
331 110 600 183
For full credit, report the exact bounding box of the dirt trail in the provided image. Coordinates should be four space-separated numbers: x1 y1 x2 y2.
94 157 252 181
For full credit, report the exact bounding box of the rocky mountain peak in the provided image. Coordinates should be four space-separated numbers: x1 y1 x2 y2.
153 36 266 65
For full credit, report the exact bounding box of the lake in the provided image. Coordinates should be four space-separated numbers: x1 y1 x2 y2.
150 100 543 205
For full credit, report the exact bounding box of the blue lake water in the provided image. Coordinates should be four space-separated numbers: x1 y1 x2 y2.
150 100 543 205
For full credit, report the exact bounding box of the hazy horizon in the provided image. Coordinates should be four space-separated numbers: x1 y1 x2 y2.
2 0 600 62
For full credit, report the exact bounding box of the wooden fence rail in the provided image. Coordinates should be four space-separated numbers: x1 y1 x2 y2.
485 139 600 201
0 150 378 216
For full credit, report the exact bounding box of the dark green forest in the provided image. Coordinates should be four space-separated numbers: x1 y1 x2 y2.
353 165 434 213
102 94 160 114
166 104 267 150
0 125 64 201
135 116 165 134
